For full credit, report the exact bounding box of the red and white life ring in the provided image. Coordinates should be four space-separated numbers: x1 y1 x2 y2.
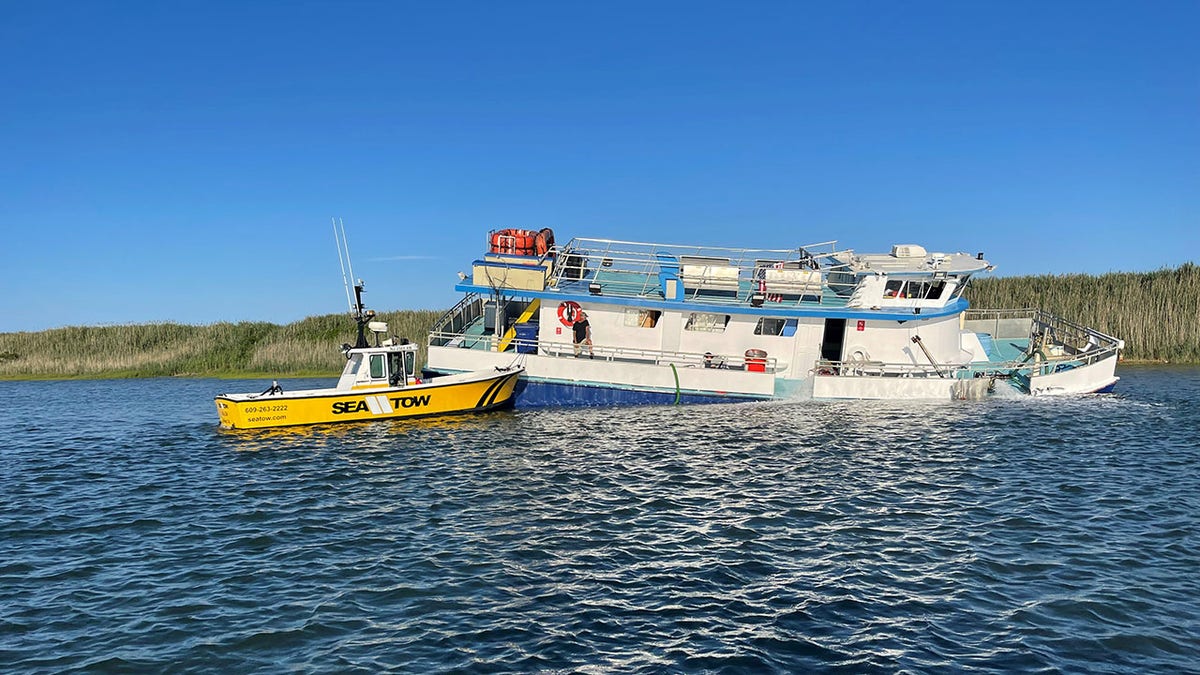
557 301 582 327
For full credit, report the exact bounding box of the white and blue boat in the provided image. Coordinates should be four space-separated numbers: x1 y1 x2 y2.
425 229 1124 406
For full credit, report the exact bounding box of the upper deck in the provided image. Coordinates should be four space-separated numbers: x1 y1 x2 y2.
459 235 993 315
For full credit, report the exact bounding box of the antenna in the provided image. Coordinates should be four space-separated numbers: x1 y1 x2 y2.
339 217 357 287
333 217 354 314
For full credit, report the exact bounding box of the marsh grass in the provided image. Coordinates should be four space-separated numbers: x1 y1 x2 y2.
0 310 441 380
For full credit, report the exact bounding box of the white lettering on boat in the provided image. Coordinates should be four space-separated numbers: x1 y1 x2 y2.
332 394 431 415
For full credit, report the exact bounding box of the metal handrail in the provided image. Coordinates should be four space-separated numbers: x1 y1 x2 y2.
964 308 1124 350
547 236 863 305
815 338 1120 380
429 293 484 346
428 330 783 372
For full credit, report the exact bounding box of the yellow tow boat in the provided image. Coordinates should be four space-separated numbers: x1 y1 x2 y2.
215 276 521 430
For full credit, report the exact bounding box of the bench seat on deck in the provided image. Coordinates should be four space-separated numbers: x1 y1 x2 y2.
764 267 821 297
755 260 822 300
680 256 740 294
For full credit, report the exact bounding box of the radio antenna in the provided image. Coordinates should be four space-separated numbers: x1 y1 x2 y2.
339 218 358 289
333 217 356 314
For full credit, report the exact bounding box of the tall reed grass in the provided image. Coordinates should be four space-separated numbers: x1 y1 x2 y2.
0 310 440 380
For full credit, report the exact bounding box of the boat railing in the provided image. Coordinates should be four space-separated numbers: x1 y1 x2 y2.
549 237 860 305
964 308 1125 353
814 359 951 378
428 329 783 373
817 308 1122 380
814 351 1117 380
430 293 485 347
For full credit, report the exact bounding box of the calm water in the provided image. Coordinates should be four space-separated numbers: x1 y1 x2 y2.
2 367 1198 673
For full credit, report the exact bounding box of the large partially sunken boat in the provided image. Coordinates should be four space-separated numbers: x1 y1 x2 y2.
424 229 1123 406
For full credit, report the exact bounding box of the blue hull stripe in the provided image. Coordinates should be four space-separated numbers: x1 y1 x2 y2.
511 379 759 408
426 370 762 408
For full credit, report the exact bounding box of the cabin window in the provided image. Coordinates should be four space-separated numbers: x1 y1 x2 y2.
884 279 947 300
950 278 968 299
404 351 416 378
369 354 385 379
624 309 661 328
685 313 730 333
754 318 793 336
906 281 945 299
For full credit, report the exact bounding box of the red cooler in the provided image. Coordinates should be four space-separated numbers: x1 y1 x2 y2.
745 349 767 372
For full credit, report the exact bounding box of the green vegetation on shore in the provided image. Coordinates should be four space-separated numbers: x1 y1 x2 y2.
1 264 1197 380
0 310 440 380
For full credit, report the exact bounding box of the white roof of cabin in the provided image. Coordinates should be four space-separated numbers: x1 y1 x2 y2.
850 249 990 275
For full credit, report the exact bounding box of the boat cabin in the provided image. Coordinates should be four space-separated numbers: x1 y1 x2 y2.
335 324 420 391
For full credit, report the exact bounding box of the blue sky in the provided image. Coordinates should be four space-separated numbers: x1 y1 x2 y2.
2 1 1196 332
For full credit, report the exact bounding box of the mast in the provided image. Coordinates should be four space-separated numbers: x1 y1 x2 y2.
352 280 370 349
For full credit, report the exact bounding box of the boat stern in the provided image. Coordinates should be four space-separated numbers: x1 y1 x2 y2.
214 394 298 429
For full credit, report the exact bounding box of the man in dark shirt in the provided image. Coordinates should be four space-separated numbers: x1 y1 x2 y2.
572 311 593 358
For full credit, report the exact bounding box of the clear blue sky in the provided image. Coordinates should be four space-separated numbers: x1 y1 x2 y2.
2 1 1196 332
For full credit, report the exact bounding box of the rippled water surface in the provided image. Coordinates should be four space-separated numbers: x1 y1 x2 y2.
3 367 1199 672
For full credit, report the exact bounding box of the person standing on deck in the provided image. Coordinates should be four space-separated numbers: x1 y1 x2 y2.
573 311 593 358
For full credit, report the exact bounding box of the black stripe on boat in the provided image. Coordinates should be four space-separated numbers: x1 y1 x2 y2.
485 372 516 407
475 377 505 409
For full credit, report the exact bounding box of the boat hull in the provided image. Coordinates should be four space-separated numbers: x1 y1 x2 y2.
508 377 761 407
215 368 521 429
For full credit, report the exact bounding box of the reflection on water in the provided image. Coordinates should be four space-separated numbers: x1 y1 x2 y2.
1 368 1198 672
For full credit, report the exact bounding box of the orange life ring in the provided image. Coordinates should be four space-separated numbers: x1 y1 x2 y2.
557 301 582 326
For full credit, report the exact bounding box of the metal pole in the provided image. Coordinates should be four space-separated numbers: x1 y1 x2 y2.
911 335 946 378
